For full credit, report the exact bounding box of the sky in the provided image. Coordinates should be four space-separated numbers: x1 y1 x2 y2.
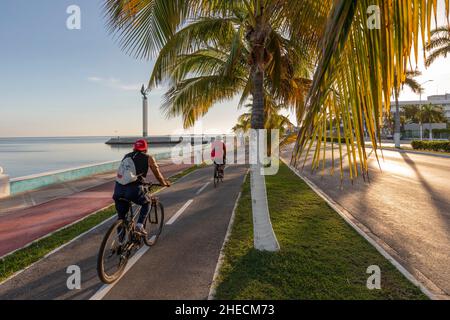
0 0 449 138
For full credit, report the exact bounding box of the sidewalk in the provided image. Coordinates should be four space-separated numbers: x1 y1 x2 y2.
364 141 450 159
0 160 193 258
364 140 412 149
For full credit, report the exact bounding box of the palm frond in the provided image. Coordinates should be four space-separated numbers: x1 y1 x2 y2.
425 25 450 65
103 0 191 59
292 0 448 180
162 75 244 128
149 17 239 87
403 70 423 94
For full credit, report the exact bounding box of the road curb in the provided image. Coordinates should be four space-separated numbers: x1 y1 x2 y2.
281 158 440 300
207 169 249 300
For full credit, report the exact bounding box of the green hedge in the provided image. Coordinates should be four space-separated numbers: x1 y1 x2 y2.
411 140 450 153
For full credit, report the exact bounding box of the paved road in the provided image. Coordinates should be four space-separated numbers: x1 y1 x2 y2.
0 164 247 300
282 146 450 299
0 161 192 258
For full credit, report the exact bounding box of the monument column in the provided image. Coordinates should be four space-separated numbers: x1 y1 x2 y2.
141 85 148 138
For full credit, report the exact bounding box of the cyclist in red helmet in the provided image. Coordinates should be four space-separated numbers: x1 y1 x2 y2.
113 139 170 235
211 135 226 177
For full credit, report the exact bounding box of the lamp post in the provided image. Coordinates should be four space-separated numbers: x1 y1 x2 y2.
418 80 433 141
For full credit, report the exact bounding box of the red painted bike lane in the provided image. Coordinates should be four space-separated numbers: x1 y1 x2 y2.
0 163 193 258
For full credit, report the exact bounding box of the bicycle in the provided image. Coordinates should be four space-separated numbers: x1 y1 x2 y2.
97 183 165 284
213 162 225 188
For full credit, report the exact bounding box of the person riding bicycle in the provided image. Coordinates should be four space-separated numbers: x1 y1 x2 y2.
113 139 170 235
211 135 226 177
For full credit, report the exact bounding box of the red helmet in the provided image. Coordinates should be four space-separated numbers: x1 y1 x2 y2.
134 139 148 152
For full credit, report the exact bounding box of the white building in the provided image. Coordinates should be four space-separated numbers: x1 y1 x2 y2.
389 93 450 139
390 93 450 121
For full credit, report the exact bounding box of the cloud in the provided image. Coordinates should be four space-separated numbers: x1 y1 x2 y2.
87 76 141 92
87 76 102 82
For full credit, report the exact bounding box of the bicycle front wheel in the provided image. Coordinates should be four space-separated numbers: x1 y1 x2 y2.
97 219 129 284
144 202 164 246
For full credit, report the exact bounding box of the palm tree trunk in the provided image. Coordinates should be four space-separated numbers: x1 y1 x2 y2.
394 89 401 148
251 67 265 129
247 13 279 252
429 123 433 140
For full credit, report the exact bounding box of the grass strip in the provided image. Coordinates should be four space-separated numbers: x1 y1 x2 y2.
214 163 427 300
0 164 200 283
0 207 115 283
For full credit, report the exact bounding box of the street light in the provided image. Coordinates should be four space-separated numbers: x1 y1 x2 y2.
419 80 434 102
418 80 434 140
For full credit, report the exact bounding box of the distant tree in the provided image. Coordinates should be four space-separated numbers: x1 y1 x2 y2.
233 98 296 152
403 105 422 123
419 104 447 140
402 104 446 140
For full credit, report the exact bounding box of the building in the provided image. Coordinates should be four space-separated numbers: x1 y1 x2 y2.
389 94 450 139
390 93 450 121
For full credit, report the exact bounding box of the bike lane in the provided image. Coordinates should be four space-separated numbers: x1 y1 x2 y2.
0 164 248 300
0 162 192 258
101 164 248 300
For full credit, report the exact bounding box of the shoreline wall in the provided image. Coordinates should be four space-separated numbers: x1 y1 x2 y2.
8 150 174 196
3 144 208 197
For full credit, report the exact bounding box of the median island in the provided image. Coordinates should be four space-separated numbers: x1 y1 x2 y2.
213 163 427 300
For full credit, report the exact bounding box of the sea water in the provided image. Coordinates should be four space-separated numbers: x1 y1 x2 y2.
0 136 173 178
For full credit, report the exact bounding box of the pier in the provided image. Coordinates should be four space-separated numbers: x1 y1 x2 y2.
105 135 214 146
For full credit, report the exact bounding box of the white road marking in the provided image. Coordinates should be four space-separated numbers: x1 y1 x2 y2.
90 245 150 300
166 199 194 225
196 182 211 195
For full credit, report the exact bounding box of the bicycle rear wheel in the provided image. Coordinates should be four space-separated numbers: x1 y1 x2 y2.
97 219 129 284
214 166 219 188
143 202 164 246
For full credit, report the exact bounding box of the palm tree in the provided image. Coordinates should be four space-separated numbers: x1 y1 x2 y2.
233 105 294 135
419 104 447 140
403 105 422 123
402 104 447 140
425 26 450 67
393 70 423 148
102 0 443 249
103 1 322 128
103 0 323 252
233 99 296 151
